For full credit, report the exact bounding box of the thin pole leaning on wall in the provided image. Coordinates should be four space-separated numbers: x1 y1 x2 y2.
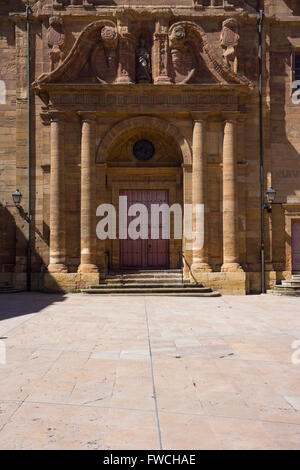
258 5 265 294
26 5 32 292
26 1 40 291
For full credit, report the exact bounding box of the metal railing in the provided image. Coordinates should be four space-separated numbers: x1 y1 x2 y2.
180 251 199 285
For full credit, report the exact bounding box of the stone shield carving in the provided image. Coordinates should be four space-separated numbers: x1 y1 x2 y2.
90 25 119 84
169 25 196 84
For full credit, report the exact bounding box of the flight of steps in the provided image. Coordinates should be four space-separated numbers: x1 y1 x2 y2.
81 270 221 297
269 275 300 297
0 281 23 294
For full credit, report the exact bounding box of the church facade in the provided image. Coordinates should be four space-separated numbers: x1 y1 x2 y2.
1 0 300 294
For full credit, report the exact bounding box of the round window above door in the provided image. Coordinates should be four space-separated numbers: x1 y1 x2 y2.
133 140 155 161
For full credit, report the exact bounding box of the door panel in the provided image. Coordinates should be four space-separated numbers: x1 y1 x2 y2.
147 190 169 268
120 190 169 269
292 220 300 272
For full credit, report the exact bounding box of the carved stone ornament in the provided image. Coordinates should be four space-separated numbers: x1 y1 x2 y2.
152 18 172 85
47 16 66 72
33 19 253 91
220 18 240 73
90 25 119 84
169 25 196 84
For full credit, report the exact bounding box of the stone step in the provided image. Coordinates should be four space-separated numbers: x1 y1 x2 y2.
102 280 189 286
82 292 220 297
268 286 300 297
107 273 184 280
109 270 182 275
0 282 10 287
281 280 300 288
107 273 184 277
86 270 220 297
88 283 208 290
0 286 23 294
82 287 220 296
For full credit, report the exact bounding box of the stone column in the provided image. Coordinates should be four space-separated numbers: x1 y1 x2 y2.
48 115 67 273
78 115 98 273
221 119 242 272
191 119 212 272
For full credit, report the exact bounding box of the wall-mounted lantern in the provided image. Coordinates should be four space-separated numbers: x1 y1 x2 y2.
12 189 22 207
264 187 276 213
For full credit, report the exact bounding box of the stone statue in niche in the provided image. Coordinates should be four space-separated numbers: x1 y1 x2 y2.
169 25 196 84
53 0 63 11
220 18 240 73
47 16 66 72
90 25 119 84
136 38 152 84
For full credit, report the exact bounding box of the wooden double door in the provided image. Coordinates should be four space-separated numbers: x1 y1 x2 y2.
120 190 169 269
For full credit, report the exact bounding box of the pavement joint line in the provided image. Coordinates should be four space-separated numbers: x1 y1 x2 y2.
0 394 30 435
0 398 156 414
1 398 299 428
144 297 163 451
158 409 300 426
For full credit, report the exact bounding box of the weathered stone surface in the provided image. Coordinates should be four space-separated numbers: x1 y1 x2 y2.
0 1 300 294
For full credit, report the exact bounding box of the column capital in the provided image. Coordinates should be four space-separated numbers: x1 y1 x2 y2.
49 111 79 123
222 112 246 123
190 112 209 122
78 112 97 123
49 111 67 123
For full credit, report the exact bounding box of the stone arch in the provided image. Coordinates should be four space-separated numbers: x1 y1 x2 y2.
96 116 192 165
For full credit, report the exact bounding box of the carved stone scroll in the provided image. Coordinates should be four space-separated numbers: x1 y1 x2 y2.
169 25 196 84
220 18 239 73
90 25 119 84
47 16 66 72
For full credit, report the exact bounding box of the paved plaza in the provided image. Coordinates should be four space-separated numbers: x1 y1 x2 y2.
0 293 300 450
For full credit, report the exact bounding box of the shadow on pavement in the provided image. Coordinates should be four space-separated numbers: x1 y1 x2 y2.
0 292 66 321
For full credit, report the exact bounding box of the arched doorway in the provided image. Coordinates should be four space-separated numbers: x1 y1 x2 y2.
97 116 189 271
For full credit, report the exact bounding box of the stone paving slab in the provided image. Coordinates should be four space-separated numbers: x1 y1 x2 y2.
0 293 300 450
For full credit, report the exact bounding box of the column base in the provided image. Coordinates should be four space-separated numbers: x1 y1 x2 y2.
191 262 213 273
115 77 134 85
48 264 68 273
78 264 99 274
154 76 172 85
221 263 244 273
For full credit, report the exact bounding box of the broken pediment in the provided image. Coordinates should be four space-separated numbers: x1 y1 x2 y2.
33 18 253 90
169 21 248 86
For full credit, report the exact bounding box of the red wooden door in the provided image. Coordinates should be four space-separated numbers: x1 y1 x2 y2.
120 190 169 269
292 220 300 272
